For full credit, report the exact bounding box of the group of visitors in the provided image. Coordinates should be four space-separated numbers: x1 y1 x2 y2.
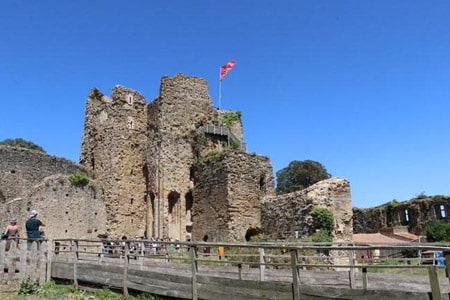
2 209 46 251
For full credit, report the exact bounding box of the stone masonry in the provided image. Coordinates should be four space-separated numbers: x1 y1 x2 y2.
261 177 353 241
1 73 354 243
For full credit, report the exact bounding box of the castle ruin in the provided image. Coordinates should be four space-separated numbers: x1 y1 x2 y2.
0 73 353 243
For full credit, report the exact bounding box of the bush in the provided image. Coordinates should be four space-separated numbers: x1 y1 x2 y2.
69 173 89 187
425 219 450 242
18 278 40 295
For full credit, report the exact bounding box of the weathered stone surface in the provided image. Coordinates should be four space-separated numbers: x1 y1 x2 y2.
353 196 450 235
0 146 106 239
261 177 353 241
193 151 275 242
1 73 354 244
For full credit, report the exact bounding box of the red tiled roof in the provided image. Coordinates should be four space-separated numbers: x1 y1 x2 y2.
353 233 410 245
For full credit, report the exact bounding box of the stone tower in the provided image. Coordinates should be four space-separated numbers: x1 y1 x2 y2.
80 86 148 238
80 73 272 241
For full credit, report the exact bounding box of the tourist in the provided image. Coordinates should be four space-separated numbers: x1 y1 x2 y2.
25 209 46 249
4 217 19 251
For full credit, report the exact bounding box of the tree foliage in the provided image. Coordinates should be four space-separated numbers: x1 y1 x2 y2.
425 219 450 242
276 160 331 194
0 138 46 153
308 208 334 243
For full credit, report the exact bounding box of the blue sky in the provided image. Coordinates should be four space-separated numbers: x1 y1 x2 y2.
1 1 449 208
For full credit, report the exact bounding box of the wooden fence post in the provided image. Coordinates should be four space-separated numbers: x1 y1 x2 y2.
123 241 130 298
362 267 368 290
73 240 79 288
191 245 198 300
444 251 450 289
290 249 300 300
259 248 265 281
348 249 356 289
46 240 53 283
428 266 442 300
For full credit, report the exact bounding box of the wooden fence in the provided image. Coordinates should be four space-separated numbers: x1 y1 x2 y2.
3 238 450 299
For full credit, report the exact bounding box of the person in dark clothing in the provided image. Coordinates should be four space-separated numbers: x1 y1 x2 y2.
25 209 45 249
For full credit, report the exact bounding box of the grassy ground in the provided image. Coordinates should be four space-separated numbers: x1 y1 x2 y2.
0 281 160 300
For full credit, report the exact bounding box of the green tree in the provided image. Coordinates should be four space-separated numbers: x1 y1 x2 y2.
0 138 46 153
276 160 331 194
425 219 450 242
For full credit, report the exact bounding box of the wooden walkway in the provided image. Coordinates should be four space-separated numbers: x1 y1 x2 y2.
3 239 450 299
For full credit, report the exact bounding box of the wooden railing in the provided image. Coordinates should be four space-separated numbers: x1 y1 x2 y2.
3 239 450 299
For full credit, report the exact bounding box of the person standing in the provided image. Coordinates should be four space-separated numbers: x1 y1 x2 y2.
25 210 45 249
4 217 19 251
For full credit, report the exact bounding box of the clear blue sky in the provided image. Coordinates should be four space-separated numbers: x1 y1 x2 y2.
1 1 450 208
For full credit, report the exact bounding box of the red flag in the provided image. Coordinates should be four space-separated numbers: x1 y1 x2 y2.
220 60 236 81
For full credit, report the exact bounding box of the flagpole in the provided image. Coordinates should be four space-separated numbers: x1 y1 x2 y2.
218 80 222 110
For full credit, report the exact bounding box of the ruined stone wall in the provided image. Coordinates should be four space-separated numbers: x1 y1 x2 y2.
146 74 219 240
0 146 85 203
192 150 275 242
261 178 353 241
80 86 148 239
0 147 106 239
3 175 107 240
353 196 450 235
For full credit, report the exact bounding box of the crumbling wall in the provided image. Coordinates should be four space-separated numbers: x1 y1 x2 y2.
193 150 275 242
261 178 353 241
0 146 85 203
353 196 450 235
3 174 107 240
80 86 148 238
146 74 219 240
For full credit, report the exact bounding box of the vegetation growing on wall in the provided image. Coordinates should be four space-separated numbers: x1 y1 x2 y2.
220 111 241 128
88 87 104 100
187 130 207 159
425 219 450 242
0 138 46 153
69 173 89 187
309 207 334 242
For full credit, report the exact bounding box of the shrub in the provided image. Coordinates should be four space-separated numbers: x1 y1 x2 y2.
69 173 89 187
18 277 40 295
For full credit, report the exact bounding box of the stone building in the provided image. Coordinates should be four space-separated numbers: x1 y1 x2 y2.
0 73 354 243
79 73 274 241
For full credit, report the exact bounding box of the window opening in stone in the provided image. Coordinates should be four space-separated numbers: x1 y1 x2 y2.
185 191 193 212
127 94 133 105
168 191 180 214
202 235 209 242
66 211 68 214
440 205 446 218
404 209 409 223
130 198 134 205
66 194 69 197
150 191 156 218
189 165 195 182
245 227 262 242
10 170 15 174
259 175 266 191
131 219 134 224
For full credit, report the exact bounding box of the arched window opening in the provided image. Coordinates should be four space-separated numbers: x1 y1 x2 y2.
404 209 409 223
440 205 446 218
127 94 133 105
259 174 266 191
168 191 180 214
189 165 195 183
245 227 263 242
185 191 193 212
